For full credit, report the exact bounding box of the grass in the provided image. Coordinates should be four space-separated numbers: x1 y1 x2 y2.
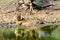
51 26 60 40
0 25 59 40
0 28 16 40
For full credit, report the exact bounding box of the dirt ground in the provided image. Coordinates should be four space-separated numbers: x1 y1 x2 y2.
0 0 60 26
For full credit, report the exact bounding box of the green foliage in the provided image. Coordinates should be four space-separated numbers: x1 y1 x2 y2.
33 0 50 5
51 26 60 40
0 24 59 40
3 30 16 39
41 25 59 34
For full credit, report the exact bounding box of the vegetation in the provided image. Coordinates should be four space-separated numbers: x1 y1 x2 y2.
0 25 59 40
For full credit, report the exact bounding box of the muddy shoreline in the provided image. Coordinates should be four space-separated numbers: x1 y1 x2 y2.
0 22 60 28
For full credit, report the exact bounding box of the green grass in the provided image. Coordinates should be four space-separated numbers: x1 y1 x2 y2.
0 28 16 40
51 26 60 40
0 25 59 40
